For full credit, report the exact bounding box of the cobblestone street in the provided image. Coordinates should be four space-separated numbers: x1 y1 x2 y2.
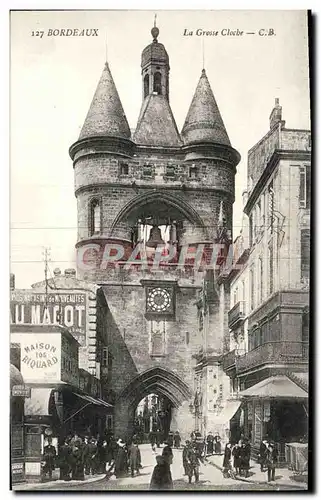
16 445 305 492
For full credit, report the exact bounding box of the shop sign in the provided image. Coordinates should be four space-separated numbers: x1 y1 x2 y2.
11 332 61 382
10 291 87 346
11 463 24 475
11 385 31 398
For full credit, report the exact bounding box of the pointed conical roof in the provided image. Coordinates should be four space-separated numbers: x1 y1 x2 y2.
134 94 182 147
182 69 231 146
79 62 131 141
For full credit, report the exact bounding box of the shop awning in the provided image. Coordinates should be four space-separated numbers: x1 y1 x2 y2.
24 387 53 416
73 392 113 408
215 400 242 425
239 376 308 399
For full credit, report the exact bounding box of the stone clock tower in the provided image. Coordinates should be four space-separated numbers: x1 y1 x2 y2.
69 24 240 438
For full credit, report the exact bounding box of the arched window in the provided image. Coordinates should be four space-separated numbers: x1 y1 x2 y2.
89 198 101 235
144 74 149 98
153 72 162 94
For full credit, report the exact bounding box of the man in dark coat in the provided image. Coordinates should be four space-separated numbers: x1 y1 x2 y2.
42 438 56 480
259 437 269 472
232 442 241 476
128 439 141 477
206 432 214 456
82 436 91 475
241 439 251 478
149 446 173 490
222 443 234 478
182 440 191 476
173 431 181 448
59 438 71 481
214 433 222 455
186 442 200 484
70 440 85 480
167 431 174 447
114 439 128 478
266 442 278 482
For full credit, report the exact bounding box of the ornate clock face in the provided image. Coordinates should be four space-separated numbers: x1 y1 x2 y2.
147 287 171 313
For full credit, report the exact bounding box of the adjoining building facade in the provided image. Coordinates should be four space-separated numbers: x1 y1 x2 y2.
69 24 240 439
10 269 114 477
222 99 310 460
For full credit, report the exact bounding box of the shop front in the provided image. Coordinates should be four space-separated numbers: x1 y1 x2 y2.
10 364 27 485
239 375 308 463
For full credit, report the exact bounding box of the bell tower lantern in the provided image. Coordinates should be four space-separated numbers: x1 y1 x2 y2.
141 20 170 100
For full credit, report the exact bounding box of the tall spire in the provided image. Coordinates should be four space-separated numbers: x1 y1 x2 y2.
79 62 131 141
181 69 231 146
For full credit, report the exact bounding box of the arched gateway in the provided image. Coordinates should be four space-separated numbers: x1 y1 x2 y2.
114 367 192 439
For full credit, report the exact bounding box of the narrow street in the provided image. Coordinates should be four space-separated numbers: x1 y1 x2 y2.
38 444 299 491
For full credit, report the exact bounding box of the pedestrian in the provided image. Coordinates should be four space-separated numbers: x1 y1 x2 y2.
128 438 141 477
186 442 200 484
266 442 278 482
114 439 128 478
42 437 57 480
259 437 269 472
156 429 162 448
87 437 98 475
241 438 251 478
58 438 71 481
173 430 181 448
82 435 91 475
222 443 235 479
182 440 190 476
149 446 173 490
206 431 214 456
167 431 174 447
70 440 85 480
70 431 82 448
214 432 222 455
232 442 241 476
149 429 157 453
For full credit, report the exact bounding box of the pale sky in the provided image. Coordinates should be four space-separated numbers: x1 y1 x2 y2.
10 10 311 289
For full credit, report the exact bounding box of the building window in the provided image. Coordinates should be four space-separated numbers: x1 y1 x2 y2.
166 165 176 177
102 347 108 367
299 166 311 209
249 214 253 247
186 331 190 345
142 164 153 177
189 165 198 179
268 180 274 233
153 72 162 94
120 162 129 176
261 321 270 343
144 74 149 98
302 309 309 342
258 257 263 303
301 229 310 279
250 267 255 311
199 312 203 331
89 198 101 235
256 200 261 237
268 243 274 294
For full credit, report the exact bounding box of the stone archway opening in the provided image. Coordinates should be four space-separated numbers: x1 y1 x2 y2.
133 393 173 444
114 367 193 441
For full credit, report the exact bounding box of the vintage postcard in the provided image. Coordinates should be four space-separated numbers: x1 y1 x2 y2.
10 9 311 491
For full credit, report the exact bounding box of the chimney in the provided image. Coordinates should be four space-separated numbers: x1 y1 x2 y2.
53 268 61 277
10 273 15 290
269 97 282 130
64 268 76 277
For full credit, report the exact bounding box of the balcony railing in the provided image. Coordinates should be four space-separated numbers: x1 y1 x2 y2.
222 349 236 371
228 301 246 328
236 341 309 374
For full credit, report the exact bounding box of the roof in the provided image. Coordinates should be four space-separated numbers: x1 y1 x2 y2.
134 94 182 147
79 62 131 141
141 41 169 68
239 375 308 399
181 69 231 146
